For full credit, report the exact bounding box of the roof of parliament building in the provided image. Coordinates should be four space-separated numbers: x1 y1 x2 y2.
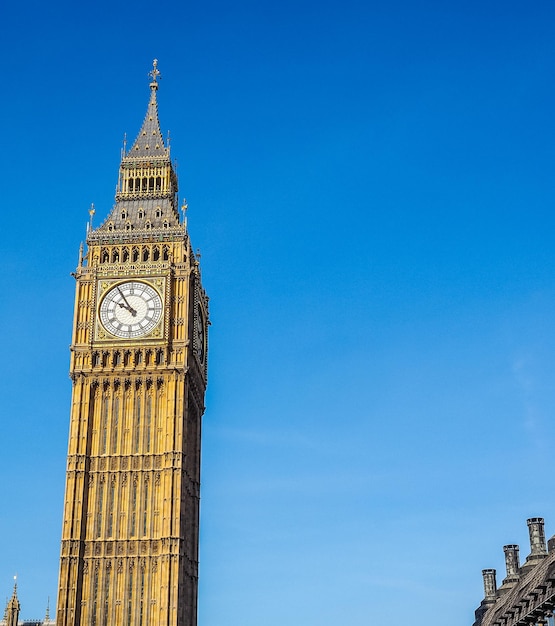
473 517 555 626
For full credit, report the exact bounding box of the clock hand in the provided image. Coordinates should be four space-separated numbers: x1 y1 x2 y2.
116 286 132 307
117 302 132 312
117 286 137 316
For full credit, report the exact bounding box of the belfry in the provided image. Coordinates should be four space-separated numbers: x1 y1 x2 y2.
56 60 209 626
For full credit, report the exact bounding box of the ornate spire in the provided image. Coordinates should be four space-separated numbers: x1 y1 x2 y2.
89 59 182 237
6 578 20 626
127 59 167 158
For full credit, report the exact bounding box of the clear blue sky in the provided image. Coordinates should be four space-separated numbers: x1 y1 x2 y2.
1 0 555 624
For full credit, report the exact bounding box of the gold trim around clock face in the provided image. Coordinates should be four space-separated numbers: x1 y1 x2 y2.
98 280 163 339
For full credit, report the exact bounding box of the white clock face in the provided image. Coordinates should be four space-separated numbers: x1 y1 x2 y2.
99 281 163 339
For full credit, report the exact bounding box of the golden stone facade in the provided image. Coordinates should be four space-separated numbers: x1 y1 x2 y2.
56 61 208 626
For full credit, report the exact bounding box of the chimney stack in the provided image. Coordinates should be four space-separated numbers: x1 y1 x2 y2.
502 544 520 583
526 517 547 561
482 569 497 602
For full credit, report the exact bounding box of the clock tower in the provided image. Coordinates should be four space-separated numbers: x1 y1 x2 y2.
56 61 209 626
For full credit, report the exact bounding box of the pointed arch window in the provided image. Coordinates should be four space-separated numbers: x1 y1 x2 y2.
96 479 105 537
112 396 120 454
142 247 150 261
153 246 160 261
127 564 134 626
130 480 138 535
122 247 130 262
132 247 139 262
139 565 146 626
138 208 144 219
134 397 141 453
92 566 99 624
142 477 150 535
101 394 109 454
103 563 112 626
107 479 116 537
145 394 152 453
104 563 112 624
162 246 170 261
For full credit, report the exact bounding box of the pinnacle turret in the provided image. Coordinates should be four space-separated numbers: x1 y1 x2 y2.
5 578 20 626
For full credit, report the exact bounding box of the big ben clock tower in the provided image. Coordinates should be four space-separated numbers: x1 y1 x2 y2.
56 60 209 626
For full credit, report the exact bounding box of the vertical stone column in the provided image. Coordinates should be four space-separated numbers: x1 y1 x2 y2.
482 569 497 602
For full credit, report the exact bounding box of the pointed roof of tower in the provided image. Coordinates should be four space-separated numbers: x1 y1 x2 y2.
127 59 168 159
88 59 184 240
7 578 20 612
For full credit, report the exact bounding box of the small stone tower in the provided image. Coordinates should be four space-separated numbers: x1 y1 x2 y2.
5 580 20 626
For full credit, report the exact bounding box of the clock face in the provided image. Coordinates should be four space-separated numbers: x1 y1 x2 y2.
99 281 163 339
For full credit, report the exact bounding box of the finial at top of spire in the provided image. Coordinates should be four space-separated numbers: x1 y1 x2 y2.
149 59 161 88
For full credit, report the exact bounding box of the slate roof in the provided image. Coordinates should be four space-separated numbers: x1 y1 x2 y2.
90 61 184 237
127 80 168 159
475 544 555 626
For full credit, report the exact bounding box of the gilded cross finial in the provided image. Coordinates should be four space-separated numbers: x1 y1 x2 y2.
181 199 188 227
88 203 95 230
149 59 161 84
